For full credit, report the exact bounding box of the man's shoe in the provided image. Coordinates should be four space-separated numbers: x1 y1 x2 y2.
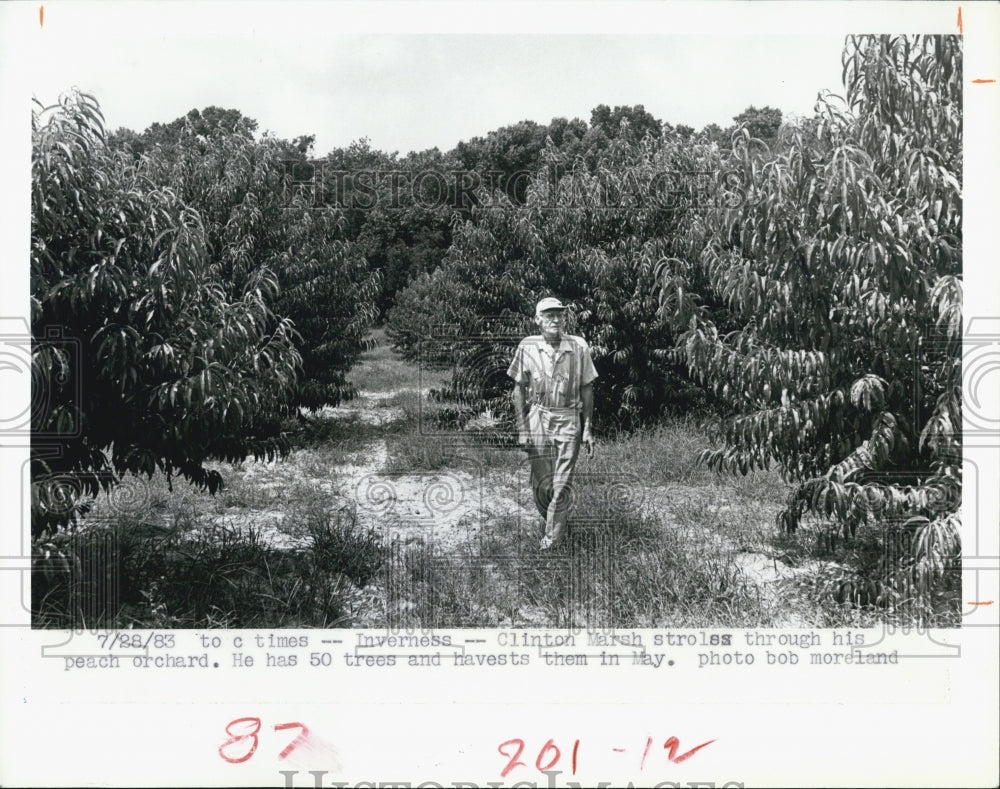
539 536 555 551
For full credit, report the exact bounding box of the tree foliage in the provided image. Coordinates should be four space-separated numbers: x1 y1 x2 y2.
31 91 301 534
108 106 258 159
695 105 784 151
134 108 380 409
590 103 664 144
731 105 783 145
658 35 962 606
388 132 728 429
315 139 468 317
321 106 676 316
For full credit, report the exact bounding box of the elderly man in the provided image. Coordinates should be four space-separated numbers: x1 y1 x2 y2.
507 297 598 550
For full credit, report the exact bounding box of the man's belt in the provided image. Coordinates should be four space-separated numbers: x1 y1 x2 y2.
529 403 581 415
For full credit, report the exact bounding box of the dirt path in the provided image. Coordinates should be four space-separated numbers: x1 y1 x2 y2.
215 343 828 627
229 388 538 555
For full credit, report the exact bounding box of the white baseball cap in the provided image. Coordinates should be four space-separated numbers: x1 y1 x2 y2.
535 297 567 315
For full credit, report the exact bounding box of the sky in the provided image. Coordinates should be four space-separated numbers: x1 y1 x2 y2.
17 2 853 157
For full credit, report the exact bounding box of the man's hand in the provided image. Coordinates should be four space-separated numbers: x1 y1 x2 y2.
582 428 595 458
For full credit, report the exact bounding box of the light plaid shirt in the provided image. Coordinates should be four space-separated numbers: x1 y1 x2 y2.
507 334 598 410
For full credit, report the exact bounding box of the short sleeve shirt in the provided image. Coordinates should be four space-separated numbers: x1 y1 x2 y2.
506 334 598 409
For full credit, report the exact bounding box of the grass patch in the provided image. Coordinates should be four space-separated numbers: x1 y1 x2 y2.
347 327 451 393
375 420 958 629
782 519 962 628
289 410 407 449
384 431 515 474
383 481 780 629
383 399 517 474
588 417 788 500
588 419 718 487
32 503 386 629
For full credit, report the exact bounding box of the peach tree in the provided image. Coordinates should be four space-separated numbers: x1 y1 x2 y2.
31 91 302 534
658 36 962 611
133 111 380 410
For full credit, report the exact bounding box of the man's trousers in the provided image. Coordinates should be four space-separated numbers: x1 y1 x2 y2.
524 405 582 543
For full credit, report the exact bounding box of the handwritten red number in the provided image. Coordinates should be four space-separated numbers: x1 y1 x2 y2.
640 735 653 770
274 722 310 760
664 736 716 764
218 717 261 764
571 739 580 775
498 738 526 777
535 738 561 771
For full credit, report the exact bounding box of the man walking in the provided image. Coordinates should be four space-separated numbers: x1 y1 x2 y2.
507 297 598 550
